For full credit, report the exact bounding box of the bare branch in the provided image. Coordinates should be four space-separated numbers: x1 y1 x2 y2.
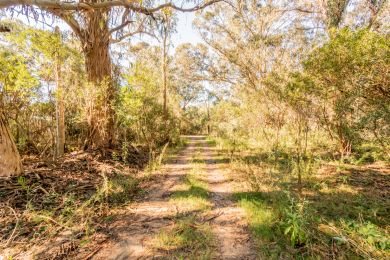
110 29 157 43
278 7 320 14
46 9 83 37
0 24 11 32
109 19 134 34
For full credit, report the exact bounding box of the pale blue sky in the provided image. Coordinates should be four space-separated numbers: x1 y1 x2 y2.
172 12 202 48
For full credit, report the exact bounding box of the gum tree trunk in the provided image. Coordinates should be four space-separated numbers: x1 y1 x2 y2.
0 109 22 177
82 9 115 150
55 27 65 157
162 30 168 119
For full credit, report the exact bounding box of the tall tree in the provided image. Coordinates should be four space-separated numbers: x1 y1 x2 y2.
1 0 219 150
159 9 177 122
54 26 65 157
0 0 219 176
0 110 22 176
156 8 178 142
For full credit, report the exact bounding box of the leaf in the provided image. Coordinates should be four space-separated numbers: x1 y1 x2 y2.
284 226 292 235
333 236 347 244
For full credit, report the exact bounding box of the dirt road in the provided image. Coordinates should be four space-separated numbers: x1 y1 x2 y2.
94 136 256 259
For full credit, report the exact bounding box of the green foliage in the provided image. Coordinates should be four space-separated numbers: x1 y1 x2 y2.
302 29 390 156
0 48 39 99
234 192 278 242
0 21 85 155
180 106 208 134
291 156 319 178
228 145 390 258
17 176 29 191
234 190 309 254
121 140 130 163
352 222 389 250
119 61 179 148
282 196 307 247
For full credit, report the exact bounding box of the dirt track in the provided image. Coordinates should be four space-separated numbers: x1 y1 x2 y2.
94 136 256 259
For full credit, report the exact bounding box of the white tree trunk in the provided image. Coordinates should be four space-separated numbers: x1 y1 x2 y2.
162 29 168 119
55 27 65 157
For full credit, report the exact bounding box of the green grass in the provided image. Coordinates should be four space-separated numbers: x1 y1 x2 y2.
234 192 278 241
205 136 216 146
107 174 140 204
170 171 211 212
233 191 302 258
205 134 390 258
154 216 214 259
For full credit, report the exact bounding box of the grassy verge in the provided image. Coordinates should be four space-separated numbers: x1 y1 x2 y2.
208 136 390 259
153 141 215 259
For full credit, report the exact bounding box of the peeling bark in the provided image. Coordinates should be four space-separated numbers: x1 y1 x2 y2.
0 109 22 177
82 8 115 150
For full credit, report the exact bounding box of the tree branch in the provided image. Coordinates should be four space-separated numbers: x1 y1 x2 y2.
0 24 11 32
46 9 83 37
109 19 134 34
278 7 320 14
110 29 157 43
1 0 222 14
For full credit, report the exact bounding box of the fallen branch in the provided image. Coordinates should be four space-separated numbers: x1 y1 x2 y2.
4 206 19 247
83 238 108 260
201 211 223 223
36 214 73 231
36 185 50 195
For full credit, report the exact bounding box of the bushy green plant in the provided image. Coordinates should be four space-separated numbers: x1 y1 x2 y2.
282 196 308 247
344 221 390 250
118 60 180 149
302 29 390 156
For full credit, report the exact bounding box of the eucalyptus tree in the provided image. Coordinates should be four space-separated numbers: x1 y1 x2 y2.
0 0 219 176
194 0 310 89
159 9 177 121
315 0 389 31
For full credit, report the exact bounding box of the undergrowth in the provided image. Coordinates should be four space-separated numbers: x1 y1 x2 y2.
1 139 188 257
1 172 139 247
209 136 390 259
